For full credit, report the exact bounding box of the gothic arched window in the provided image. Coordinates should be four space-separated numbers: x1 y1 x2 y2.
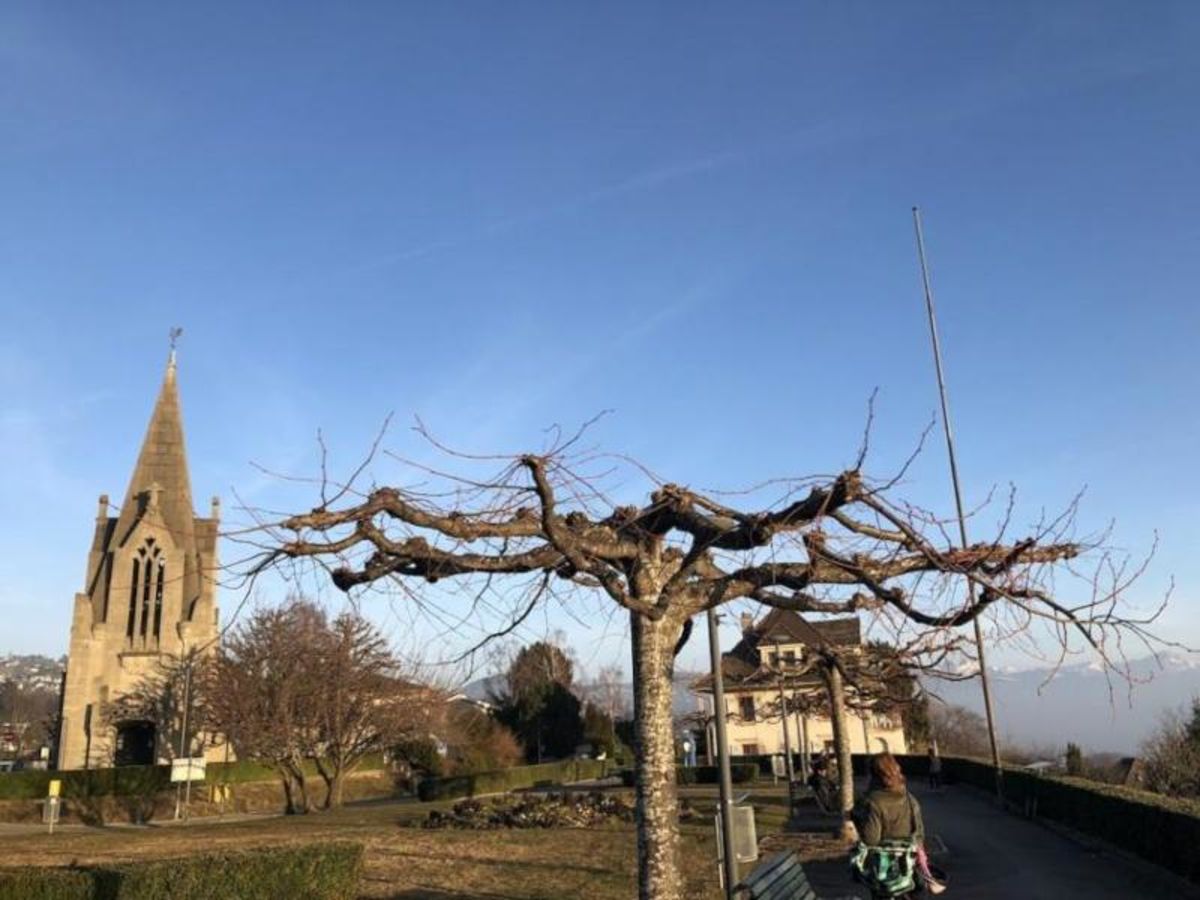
153 555 165 638
128 539 166 643
126 558 140 639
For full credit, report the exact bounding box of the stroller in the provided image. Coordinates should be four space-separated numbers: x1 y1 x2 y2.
849 840 947 898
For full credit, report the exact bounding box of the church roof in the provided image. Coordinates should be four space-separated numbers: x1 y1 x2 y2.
113 352 196 551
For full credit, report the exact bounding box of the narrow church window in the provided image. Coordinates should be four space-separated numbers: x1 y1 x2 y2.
139 546 154 639
126 558 140 639
153 560 165 638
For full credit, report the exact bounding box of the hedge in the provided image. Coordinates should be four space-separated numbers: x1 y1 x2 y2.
943 756 1200 884
614 764 758 788
0 867 94 900
0 754 388 802
677 764 758 785
0 842 363 900
417 759 610 802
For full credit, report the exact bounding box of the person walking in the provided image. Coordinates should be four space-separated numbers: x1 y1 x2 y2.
927 745 943 791
850 753 944 898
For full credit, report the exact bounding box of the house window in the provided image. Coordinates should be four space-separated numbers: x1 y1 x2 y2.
739 696 756 722
742 743 760 756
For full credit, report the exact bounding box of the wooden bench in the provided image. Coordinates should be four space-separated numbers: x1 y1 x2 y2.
736 851 856 900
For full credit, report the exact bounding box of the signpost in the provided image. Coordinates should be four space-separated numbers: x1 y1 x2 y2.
46 779 61 834
770 754 787 782
171 757 206 821
170 757 207 783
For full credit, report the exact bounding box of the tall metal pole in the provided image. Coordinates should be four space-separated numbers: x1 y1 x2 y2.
174 652 193 820
182 657 195 819
795 702 810 782
706 609 739 897
773 642 796 811
912 206 1004 799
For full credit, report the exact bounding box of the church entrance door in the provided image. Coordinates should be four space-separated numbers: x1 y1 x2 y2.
114 721 156 766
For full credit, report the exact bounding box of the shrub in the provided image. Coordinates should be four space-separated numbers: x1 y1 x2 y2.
676 765 757 785
0 767 171 803
0 843 363 900
0 867 93 900
418 759 609 802
0 755 388 803
392 738 445 778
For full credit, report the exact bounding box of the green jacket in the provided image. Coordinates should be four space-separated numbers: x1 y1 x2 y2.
853 788 924 846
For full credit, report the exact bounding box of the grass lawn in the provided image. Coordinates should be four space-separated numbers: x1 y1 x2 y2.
0 787 797 899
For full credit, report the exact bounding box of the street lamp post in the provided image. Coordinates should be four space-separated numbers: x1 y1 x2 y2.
706 610 738 898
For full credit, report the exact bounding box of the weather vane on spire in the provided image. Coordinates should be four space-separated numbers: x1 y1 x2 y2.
168 326 183 368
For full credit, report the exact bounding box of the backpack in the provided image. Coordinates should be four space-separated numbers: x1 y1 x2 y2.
848 794 920 897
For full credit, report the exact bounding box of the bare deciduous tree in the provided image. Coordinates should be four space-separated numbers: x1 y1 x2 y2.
207 602 321 813
242 421 1166 899
209 600 442 811
309 610 441 807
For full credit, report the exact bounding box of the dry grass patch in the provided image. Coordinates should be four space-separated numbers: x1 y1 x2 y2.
0 792 744 899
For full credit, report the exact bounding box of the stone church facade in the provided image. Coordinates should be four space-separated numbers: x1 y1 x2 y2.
57 352 220 770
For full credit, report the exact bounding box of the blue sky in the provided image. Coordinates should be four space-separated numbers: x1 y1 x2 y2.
2 3 1197 681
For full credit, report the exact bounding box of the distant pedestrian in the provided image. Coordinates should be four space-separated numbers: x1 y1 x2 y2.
681 737 696 768
927 746 943 791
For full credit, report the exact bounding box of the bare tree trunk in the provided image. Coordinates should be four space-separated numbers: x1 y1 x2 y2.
280 771 296 815
631 611 683 900
285 757 312 814
314 758 345 809
823 662 856 841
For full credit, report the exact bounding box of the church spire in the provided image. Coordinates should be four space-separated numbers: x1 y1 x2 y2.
115 339 196 550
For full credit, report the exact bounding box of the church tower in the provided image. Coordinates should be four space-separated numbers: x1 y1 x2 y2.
57 350 219 769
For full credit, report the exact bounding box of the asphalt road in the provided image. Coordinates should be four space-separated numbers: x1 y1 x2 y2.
804 783 1200 899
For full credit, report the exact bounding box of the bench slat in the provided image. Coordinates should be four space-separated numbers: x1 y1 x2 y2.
739 850 819 900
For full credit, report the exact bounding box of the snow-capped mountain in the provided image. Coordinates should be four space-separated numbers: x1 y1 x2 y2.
925 652 1200 755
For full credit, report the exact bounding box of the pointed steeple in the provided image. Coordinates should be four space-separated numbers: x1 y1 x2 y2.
114 349 197 551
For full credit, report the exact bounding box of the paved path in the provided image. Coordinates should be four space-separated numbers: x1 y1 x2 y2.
804 783 1200 899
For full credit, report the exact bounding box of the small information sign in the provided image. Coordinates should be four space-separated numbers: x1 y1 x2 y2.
170 757 207 783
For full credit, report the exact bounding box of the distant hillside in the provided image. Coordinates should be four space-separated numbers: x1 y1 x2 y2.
0 654 64 693
925 652 1200 756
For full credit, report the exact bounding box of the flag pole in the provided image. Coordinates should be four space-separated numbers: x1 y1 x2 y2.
911 206 1004 800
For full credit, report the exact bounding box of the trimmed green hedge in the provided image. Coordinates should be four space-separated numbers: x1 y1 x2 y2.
417 759 610 802
0 754 388 802
945 756 1200 884
676 764 758 785
0 767 170 803
0 842 363 900
0 867 94 900
617 764 758 788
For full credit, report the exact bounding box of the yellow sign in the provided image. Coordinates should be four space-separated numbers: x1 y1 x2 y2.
48 779 61 798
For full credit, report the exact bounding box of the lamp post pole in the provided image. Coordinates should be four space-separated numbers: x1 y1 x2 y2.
912 206 1004 799
707 609 738 898
773 642 796 811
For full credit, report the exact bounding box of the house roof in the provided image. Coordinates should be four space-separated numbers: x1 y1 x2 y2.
692 610 861 694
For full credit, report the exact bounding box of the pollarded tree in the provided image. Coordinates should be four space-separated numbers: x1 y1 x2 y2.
248 425 1165 899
